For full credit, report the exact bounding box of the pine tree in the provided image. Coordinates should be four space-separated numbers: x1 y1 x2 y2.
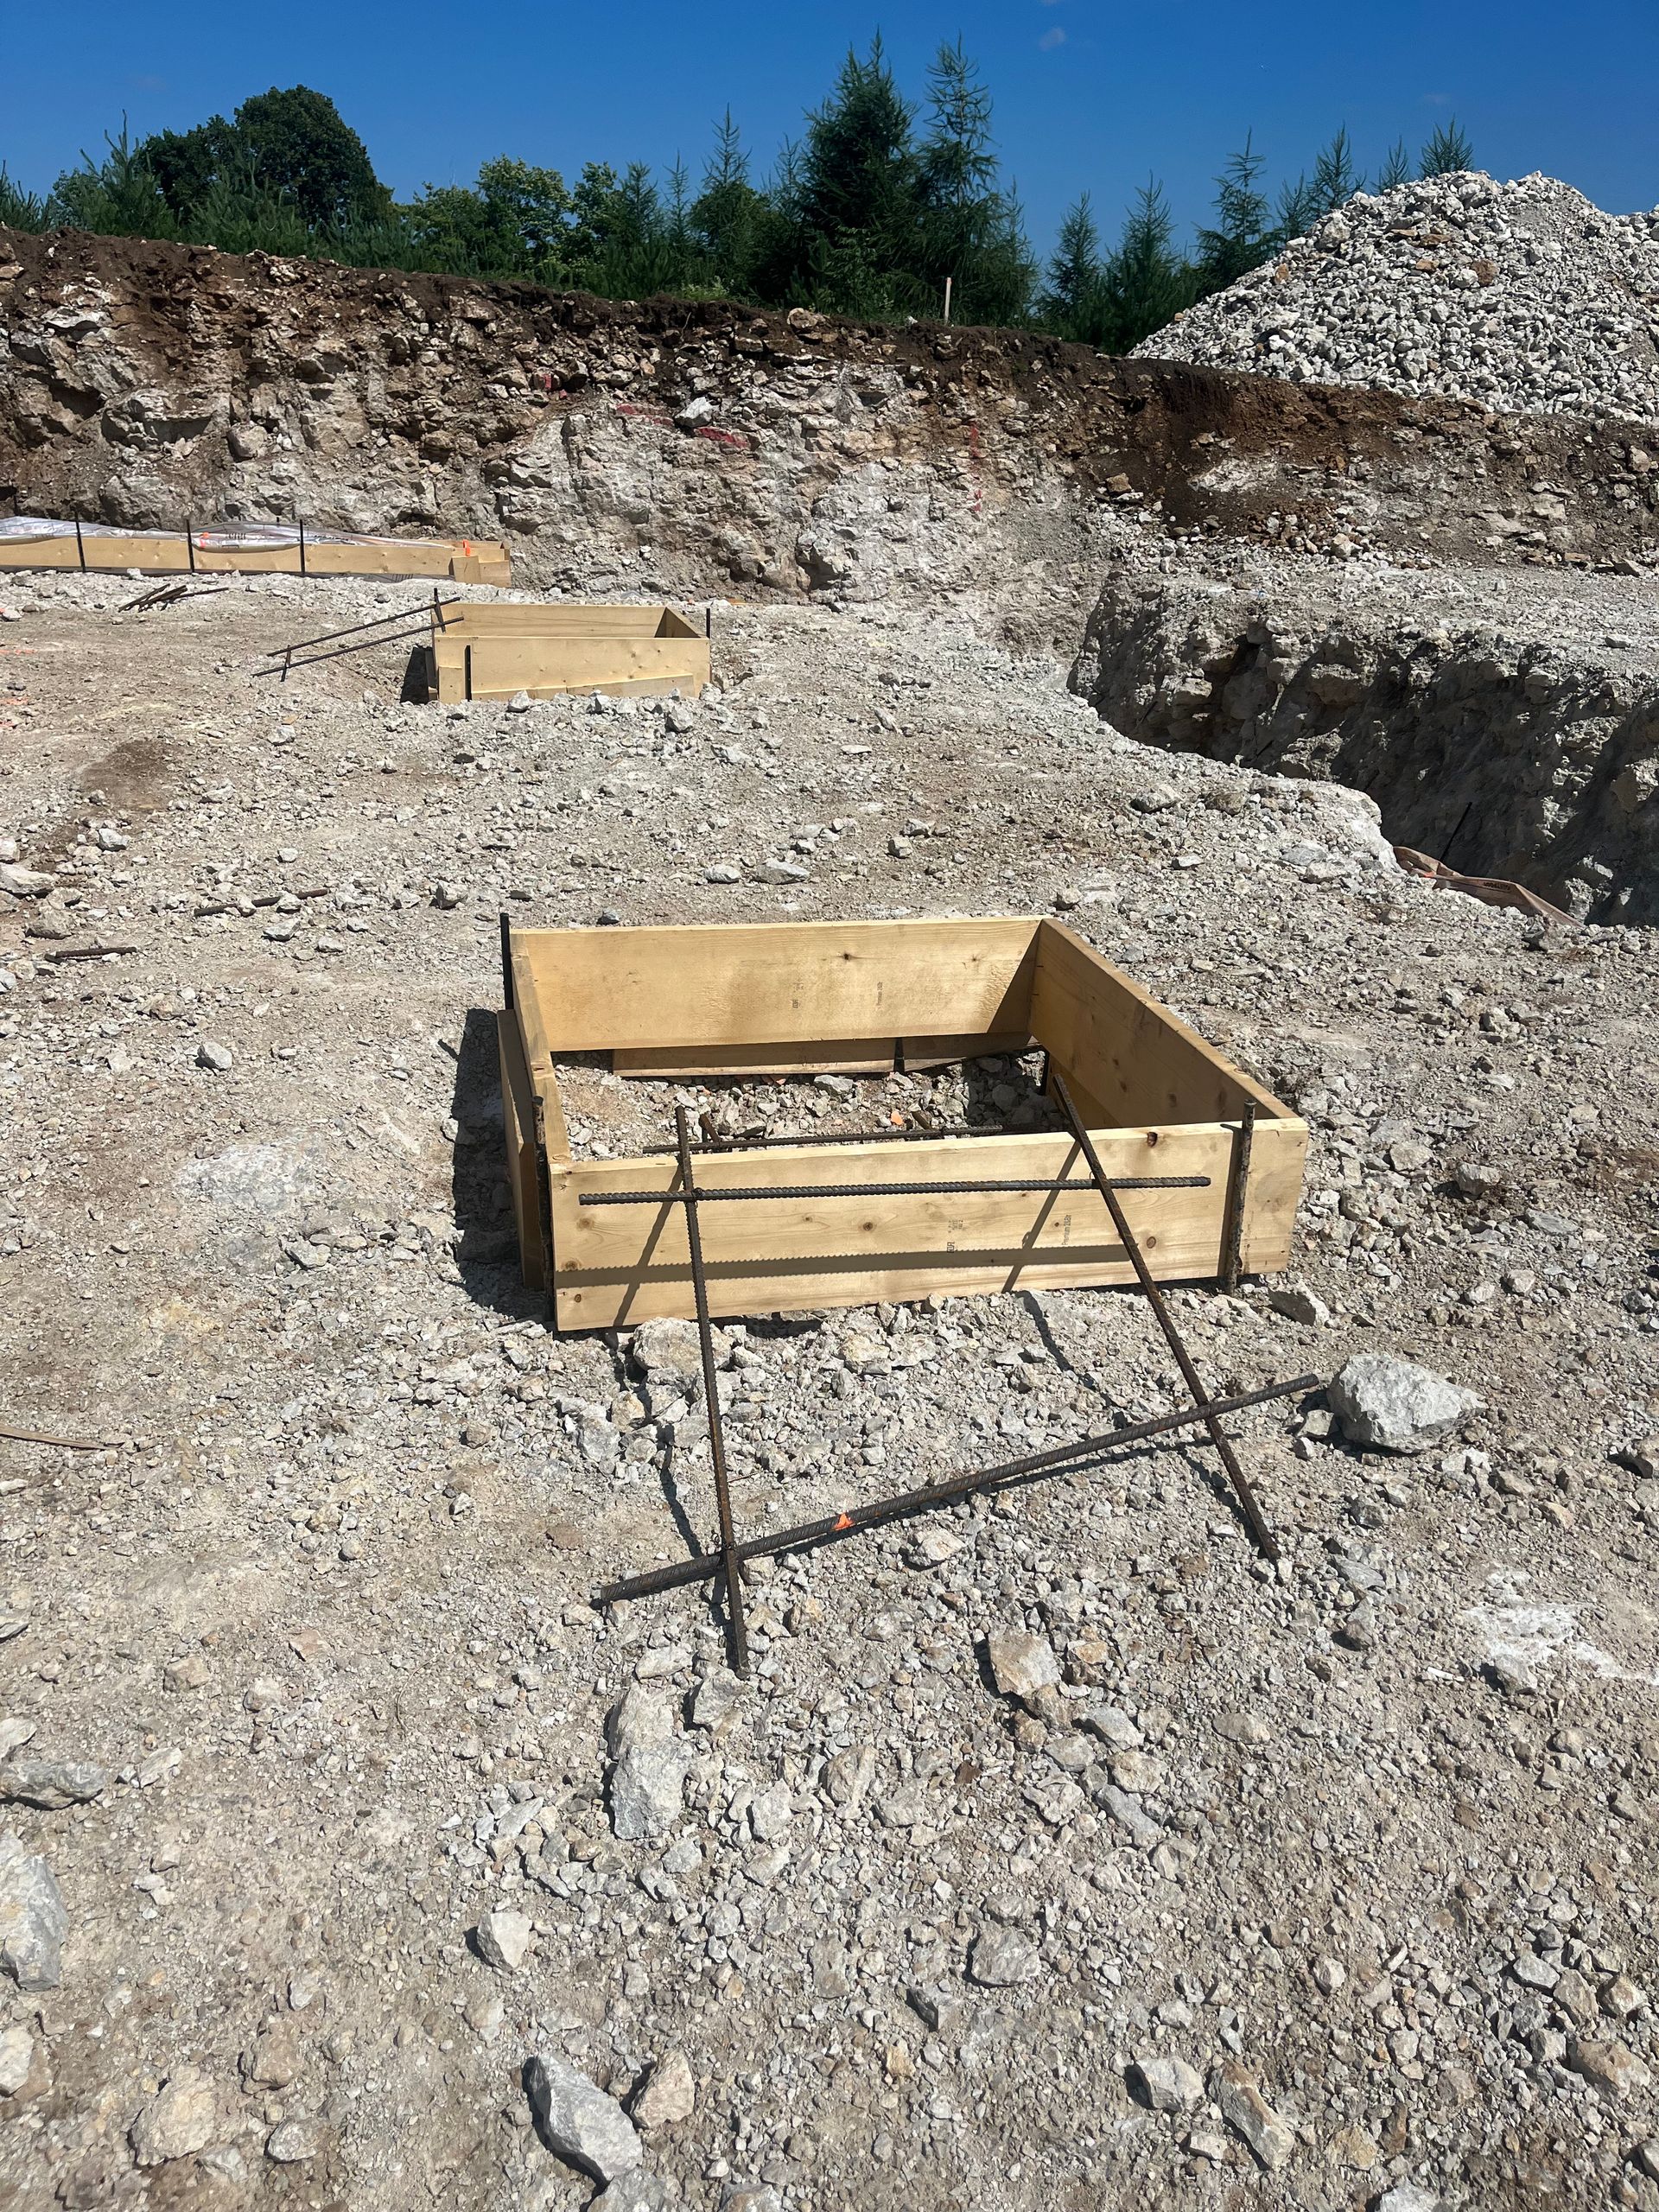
1103 179 1195 351
1311 126 1360 214
1274 173 1319 244
1039 194 1103 337
1194 134 1272 289
797 35 918 293
1376 138 1412 192
1420 119 1474 176
914 41 1034 325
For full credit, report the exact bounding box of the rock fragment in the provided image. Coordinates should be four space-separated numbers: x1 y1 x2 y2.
1132 2052 1204 2112
1216 2062 1294 2171
0 1756 109 1810
526 2050 643 2182
1328 1352 1481 1453
130 2069 219 2164
475 1905 532 1972
632 2047 696 2131
968 1924 1041 1986
985 1630 1060 1702
0 1832 66 1990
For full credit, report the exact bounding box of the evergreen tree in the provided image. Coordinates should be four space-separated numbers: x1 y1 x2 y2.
1310 125 1361 214
1420 118 1474 176
1103 178 1195 350
1194 134 1272 289
1039 193 1104 338
1274 173 1319 244
913 41 1034 324
51 124 177 238
0 166 48 231
1376 138 1413 192
794 35 919 304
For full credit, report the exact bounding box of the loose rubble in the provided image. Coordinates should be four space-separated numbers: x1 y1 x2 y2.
1138 171 1659 427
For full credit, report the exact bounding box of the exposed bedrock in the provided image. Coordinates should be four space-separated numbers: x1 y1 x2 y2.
2 225 1657 639
1072 565 1659 923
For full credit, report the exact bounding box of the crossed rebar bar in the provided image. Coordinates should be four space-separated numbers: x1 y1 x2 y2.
594 1079 1298 1674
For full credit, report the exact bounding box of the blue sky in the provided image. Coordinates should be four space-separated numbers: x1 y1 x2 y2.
5 1 1656 257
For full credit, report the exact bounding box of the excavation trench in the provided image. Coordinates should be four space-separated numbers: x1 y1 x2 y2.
1073 576 1659 925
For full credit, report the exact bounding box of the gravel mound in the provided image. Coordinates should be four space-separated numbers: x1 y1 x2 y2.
1135 171 1659 425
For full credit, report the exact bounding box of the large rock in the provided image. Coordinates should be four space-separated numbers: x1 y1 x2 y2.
0 1757 110 1809
607 1688 688 1840
1217 2063 1294 2171
0 1831 66 1991
985 1631 1060 1701
526 2051 642 2183
130 2069 219 2164
1327 1352 1481 1453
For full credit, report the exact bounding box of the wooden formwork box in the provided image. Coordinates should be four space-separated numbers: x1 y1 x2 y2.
429 603 709 703
497 917 1308 1332
0 522 510 585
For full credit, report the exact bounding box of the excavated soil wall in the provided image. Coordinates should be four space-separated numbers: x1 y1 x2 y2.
2 226 1657 639
1073 569 1659 923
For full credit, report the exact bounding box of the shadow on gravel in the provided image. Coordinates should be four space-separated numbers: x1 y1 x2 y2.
448 1007 541 1322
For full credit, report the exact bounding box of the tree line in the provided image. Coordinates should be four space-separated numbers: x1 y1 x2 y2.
0 59 1477 350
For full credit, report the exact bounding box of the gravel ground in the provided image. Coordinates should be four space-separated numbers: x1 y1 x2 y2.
0 569 1657 2211
1136 172 1659 429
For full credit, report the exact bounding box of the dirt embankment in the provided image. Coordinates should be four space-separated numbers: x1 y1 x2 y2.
2 226 1656 631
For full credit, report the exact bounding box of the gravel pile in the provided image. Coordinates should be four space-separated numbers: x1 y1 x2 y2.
1135 171 1659 425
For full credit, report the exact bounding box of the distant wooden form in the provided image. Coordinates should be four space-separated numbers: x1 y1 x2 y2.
429 602 709 702
0 518 510 586
497 916 1308 1332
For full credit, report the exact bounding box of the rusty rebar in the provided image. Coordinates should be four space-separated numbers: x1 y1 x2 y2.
1050 1074 1280 1561
596 1370 1315 1605
581 1173 1209 1208
674 1106 750 1677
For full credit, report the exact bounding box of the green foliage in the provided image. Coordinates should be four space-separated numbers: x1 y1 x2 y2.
1311 125 1361 214
1039 193 1104 336
1195 135 1272 289
1376 138 1413 193
1420 118 1474 176
51 123 178 238
142 86 388 229
2 71 1493 352
1100 180 1199 351
0 166 49 232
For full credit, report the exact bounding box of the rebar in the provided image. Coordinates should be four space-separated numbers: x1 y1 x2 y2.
596 1370 1316 1605
581 1173 1209 1207
1051 1074 1280 1561
673 1107 750 1678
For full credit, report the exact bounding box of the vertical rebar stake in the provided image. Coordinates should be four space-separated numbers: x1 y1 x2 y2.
297 515 308 579
674 1105 751 1677
1219 1099 1257 1294
499 912 514 1010
1052 1074 1280 1562
74 517 86 573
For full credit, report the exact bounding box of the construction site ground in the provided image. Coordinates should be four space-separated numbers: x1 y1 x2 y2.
1 566 1657 2212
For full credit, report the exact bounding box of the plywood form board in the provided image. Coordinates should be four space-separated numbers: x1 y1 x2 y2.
437 604 699 636
545 1118 1305 1329
428 602 709 702
499 915 1308 1326
0 529 509 585
511 918 1042 1054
